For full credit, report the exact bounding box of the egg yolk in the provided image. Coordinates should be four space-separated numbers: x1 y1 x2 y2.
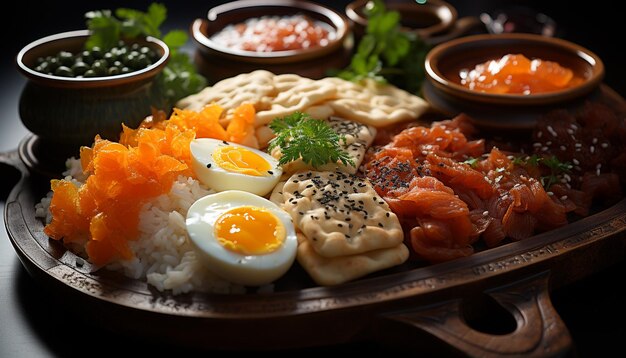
212 146 271 176
214 206 285 255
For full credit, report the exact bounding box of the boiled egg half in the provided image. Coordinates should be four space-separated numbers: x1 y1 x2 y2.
186 190 297 286
190 138 282 196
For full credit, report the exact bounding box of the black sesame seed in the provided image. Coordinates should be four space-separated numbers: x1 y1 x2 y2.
206 163 212 168
222 140 229 145
268 170 273 175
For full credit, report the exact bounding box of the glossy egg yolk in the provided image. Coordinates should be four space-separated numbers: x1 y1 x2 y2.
212 146 271 176
214 206 285 255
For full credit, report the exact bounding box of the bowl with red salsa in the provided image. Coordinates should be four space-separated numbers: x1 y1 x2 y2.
191 0 352 83
422 33 605 130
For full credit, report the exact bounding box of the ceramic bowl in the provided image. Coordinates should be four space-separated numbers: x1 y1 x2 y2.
16 29 169 148
191 0 352 83
422 33 605 131
345 0 469 44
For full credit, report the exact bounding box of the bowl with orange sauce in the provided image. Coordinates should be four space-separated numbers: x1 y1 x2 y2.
423 33 605 130
191 0 352 83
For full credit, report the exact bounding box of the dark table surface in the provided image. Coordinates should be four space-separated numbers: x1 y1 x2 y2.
2 1 625 356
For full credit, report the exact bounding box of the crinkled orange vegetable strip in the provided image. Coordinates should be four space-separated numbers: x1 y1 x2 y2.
44 103 257 265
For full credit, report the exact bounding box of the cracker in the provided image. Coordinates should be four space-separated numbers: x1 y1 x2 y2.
177 71 430 132
322 77 430 127
176 70 276 118
269 179 286 206
255 80 337 126
303 104 334 121
272 73 314 92
280 171 404 257
296 233 409 286
273 117 376 175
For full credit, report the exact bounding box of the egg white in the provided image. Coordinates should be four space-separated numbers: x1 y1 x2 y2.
190 138 282 196
185 190 297 286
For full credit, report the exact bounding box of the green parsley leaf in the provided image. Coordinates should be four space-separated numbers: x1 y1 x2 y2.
159 51 206 105
463 157 480 168
333 0 430 95
512 154 572 190
116 2 165 38
268 112 355 168
162 30 188 49
85 10 120 50
84 3 206 105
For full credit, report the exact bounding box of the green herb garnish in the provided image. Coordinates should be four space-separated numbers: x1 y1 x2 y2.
463 157 480 168
512 154 572 189
335 0 430 95
540 155 573 189
85 3 206 105
268 112 354 168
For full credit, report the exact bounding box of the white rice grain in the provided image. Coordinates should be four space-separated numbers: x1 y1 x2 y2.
35 160 245 295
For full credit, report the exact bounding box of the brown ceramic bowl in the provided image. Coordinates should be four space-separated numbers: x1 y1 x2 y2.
346 0 458 41
191 0 352 83
423 33 605 130
15 29 170 171
17 30 169 89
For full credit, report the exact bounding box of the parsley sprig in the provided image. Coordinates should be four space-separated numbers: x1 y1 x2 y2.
85 3 206 105
513 154 572 189
336 0 430 95
268 113 354 168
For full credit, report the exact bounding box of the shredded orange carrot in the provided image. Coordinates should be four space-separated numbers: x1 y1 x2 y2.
44 103 258 265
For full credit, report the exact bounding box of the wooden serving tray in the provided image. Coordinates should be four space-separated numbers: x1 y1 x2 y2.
3 88 626 355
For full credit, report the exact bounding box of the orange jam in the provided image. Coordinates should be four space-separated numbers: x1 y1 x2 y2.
460 54 584 95
211 14 334 52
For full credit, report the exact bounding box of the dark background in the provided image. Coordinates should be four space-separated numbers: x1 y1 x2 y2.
1 1 625 356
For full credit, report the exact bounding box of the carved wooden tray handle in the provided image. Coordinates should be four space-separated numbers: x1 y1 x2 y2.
382 271 572 357
0 150 26 194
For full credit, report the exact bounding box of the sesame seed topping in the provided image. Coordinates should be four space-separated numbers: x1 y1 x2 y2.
547 125 558 137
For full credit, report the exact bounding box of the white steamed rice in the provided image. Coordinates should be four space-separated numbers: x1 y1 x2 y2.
36 158 245 295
